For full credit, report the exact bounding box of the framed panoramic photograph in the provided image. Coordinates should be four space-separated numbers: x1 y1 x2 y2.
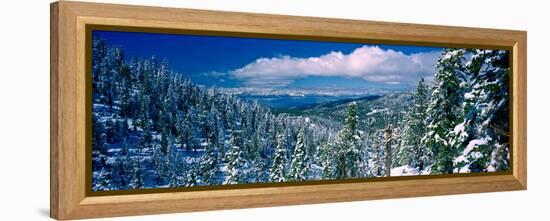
50 1 527 220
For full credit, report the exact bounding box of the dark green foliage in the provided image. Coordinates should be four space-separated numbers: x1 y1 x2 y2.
224 129 247 184
400 78 430 170
288 129 308 181
423 49 467 174
454 49 510 172
269 134 287 182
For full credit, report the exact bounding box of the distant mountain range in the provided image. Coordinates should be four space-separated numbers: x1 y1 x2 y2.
290 95 382 110
272 92 414 130
217 87 403 97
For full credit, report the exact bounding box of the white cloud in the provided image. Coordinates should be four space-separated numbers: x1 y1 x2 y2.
229 45 440 87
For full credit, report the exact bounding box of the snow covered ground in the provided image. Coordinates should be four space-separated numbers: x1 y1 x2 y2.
390 166 429 176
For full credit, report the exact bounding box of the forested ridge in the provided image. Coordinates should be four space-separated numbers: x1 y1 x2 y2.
91 39 510 191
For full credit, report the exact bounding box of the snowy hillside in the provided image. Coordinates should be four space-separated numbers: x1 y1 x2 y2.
91 39 511 191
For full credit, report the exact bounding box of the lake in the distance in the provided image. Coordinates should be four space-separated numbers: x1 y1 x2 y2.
238 94 365 109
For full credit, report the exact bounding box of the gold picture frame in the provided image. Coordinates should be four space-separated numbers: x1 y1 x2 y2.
50 1 527 219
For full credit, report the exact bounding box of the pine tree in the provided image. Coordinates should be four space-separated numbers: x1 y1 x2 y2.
184 162 199 187
336 102 364 178
119 139 132 187
248 129 266 182
269 134 287 182
288 129 308 181
92 113 108 157
112 158 126 189
168 151 186 187
199 142 220 185
94 167 115 191
187 109 200 153
217 119 226 162
400 78 430 171
368 129 387 177
249 130 261 160
141 120 153 152
160 129 170 154
224 129 247 184
175 114 188 150
128 155 144 189
422 49 467 174
454 49 510 172
118 61 133 117
153 145 168 185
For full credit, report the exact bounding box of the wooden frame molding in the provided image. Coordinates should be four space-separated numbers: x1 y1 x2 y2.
50 1 527 220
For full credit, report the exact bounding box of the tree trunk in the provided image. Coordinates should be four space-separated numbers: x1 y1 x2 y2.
339 154 346 179
384 125 392 177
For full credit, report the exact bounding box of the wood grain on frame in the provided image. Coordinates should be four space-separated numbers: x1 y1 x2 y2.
50 1 527 219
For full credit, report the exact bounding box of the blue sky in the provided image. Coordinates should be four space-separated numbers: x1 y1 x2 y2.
93 30 443 93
